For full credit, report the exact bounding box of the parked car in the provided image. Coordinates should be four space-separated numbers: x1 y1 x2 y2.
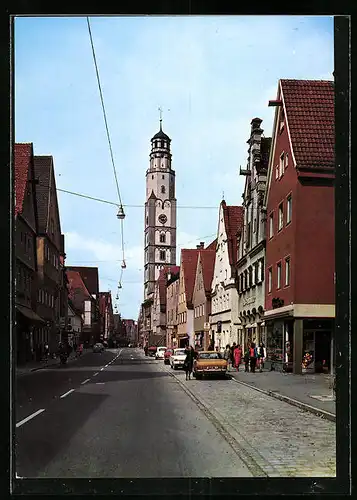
164 348 174 364
148 346 157 357
170 348 187 370
193 351 228 379
155 346 167 359
93 342 105 353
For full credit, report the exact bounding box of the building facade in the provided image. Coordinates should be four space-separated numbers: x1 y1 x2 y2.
67 300 83 346
166 269 180 348
33 155 63 354
14 143 45 364
236 118 271 350
177 248 200 347
142 120 177 345
99 292 114 343
192 245 216 350
152 265 180 346
264 79 335 374
210 201 244 350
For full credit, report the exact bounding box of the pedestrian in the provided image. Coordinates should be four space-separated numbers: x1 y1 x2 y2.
244 345 250 372
184 345 196 380
257 342 266 372
234 344 242 372
249 342 258 373
230 342 236 370
223 344 231 370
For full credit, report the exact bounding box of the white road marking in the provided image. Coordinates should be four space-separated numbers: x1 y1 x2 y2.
93 372 99 377
100 367 104 371
16 408 45 428
60 389 75 399
81 379 90 385
96 382 105 385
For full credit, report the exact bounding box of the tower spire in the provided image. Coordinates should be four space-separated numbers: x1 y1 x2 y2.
158 106 163 130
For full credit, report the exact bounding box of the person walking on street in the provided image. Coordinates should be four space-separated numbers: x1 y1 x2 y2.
257 342 266 372
234 344 242 372
223 344 231 370
249 342 258 373
230 342 236 370
207 341 214 351
244 344 250 372
184 345 196 380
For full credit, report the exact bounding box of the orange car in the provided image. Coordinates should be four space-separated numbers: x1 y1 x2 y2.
193 351 228 379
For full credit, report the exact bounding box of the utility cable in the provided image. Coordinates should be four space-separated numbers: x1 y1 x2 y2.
86 16 126 274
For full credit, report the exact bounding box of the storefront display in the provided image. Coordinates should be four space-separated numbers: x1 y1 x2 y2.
302 330 315 373
266 320 283 369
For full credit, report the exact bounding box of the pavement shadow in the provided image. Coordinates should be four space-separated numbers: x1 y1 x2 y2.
16 391 109 477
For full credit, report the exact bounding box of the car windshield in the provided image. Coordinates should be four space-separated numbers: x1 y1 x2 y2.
199 353 222 359
174 349 185 355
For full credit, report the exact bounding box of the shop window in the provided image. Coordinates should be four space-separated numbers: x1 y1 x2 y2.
277 262 282 289
268 268 272 293
285 257 291 286
278 203 284 231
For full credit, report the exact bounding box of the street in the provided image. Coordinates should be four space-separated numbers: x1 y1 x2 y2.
15 348 335 478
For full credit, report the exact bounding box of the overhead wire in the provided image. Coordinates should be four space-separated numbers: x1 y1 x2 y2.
86 16 126 291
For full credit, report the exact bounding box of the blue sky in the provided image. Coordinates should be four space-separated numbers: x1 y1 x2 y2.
15 15 334 320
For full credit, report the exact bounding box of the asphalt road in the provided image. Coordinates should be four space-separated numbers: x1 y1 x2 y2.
15 348 252 478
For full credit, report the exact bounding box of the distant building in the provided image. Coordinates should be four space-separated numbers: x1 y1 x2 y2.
99 292 114 342
210 201 244 349
237 118 271 350
177 247 200 347
166 268 180 348
67 299 83 346
264 79 335 374
152 265 179 346
141 120 177 345
192 241 216 350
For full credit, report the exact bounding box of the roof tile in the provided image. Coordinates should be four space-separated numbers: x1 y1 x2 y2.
281 79 334 170
181 249 200 306
14 143 33 216
200 250 216 293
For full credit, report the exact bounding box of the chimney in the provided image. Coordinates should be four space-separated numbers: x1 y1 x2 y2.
200 242 205 249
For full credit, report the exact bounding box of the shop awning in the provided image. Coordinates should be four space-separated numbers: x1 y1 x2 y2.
16 305 45 324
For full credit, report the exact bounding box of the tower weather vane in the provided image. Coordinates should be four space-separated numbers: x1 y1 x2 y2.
158 106 163 129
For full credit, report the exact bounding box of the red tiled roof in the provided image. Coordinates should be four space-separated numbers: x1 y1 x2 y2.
281 79 334 171
158 265 180 306
14 143 33 216
66 270 92 312
222 202 244 266
181 249 200 306
200 249 216 293
206 238 217 251
67 266 99 297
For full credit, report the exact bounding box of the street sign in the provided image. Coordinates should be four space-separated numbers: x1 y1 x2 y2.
204 322 210 331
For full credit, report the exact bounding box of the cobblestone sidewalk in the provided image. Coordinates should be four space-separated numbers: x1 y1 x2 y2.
15 350 89 377
229 370 335 418
163 366 336 477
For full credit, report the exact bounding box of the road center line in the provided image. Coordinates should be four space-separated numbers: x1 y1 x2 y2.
81 379 90 385
93 372 99 377
60 389 75 399
100 367 104 371
96 382 105 385
16 409 45 428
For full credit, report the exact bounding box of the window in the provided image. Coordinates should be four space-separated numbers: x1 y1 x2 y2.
160 250 165 261
152 175 154 179
285 257 291 286
254 263 258 284
286 195 292 224
162 175 165 179
278 203 284 231
268 268 272 293
247 222 251 247
253 218 257 233
277 262 282 289
275 165 279 180
269 213 274 238
279 153 284 177
260 257 264 282
285 153 289 169
280 109 285 131
161 185 165 194
248 266 253 287
160 233 166 243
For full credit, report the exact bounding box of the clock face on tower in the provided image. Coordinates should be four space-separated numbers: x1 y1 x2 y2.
158 214 167 224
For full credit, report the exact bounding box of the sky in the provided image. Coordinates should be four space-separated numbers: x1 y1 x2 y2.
14 15 334 320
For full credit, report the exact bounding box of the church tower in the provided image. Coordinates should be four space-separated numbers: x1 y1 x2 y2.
144 118 177 300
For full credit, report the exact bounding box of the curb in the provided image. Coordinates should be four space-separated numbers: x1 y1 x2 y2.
230 377 336 423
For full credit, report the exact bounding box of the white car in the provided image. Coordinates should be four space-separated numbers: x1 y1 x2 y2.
170 348 187 370
155 346 167 359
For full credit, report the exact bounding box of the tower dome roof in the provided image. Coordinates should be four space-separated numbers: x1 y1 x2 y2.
151 128 171 141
